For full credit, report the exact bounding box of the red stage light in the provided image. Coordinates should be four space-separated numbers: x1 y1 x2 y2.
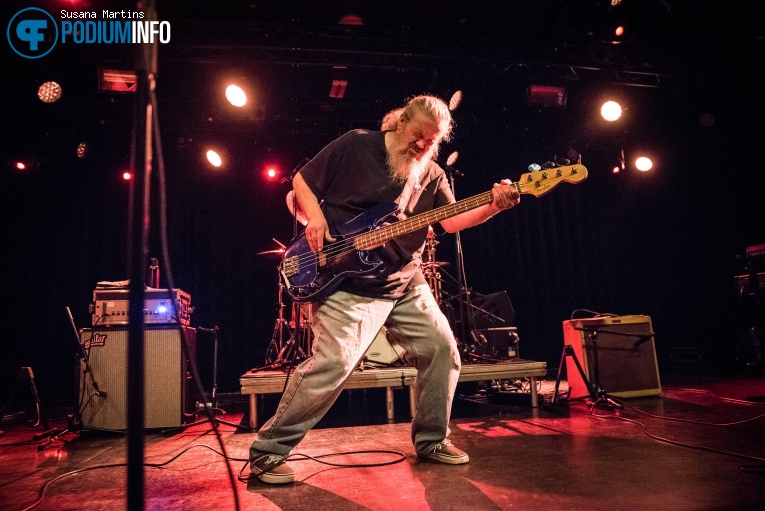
122 171 133 181
15 162 26 170
267 168 277 178
615 26 625 37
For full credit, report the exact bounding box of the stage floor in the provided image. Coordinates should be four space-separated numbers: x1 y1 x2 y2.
1 374 764 511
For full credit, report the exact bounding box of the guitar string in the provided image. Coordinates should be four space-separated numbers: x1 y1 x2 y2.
285 176 573 274
287 180 541 273
287 193 492 273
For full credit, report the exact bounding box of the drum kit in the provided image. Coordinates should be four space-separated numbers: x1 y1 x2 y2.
256 193 450 369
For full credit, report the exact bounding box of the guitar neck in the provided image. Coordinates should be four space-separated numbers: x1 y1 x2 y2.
353 185 516 249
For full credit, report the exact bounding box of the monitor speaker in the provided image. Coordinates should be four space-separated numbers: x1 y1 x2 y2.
471 291 515 329
78 326 196 431
562 315 661 399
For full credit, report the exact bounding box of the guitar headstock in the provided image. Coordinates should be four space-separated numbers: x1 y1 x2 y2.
517 164 588 197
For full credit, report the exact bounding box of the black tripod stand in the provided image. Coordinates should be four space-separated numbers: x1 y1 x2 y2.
551 329 623 410
163 326 251 433
37 307 105 449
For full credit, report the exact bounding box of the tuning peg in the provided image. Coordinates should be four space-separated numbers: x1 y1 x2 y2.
541 161 555 169
556 158 570 166
527 163 541 171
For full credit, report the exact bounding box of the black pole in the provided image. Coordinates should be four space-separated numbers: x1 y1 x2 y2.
127 2 158 509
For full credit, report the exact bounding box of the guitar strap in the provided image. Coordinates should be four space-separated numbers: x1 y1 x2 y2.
395 169 421 214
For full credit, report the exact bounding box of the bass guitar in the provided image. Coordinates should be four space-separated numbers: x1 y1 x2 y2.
282 164 587 302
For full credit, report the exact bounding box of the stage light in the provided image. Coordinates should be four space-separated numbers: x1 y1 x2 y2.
11 156 39 172
225 84 247 107
615 25 625 37
267 168 277 179
338 14 364 26
99 69 137 92
612 166 620 173
38 81 62 103
122 171 133 181
76 143 88 158
206 150 223 168
611 0 623 6
329 66 348 99
635 157 653 171
601 101 622 121
448 90 463 111
527 84 567 108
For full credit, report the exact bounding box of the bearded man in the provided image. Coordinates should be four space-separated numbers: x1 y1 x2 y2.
249 95 520 484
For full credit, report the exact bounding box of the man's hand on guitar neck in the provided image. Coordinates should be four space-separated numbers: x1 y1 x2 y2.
440 179 520 233
489 179 521 213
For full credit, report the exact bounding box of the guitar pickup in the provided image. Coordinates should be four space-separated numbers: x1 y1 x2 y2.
318 251 327 267
282 256 299 277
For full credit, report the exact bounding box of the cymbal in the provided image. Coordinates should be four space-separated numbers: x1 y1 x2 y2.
256 248 285 258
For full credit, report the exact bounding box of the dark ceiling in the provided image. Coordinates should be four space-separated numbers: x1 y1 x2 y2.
5 0 764 165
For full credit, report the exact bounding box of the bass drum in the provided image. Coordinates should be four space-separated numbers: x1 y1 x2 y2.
364 327 406 365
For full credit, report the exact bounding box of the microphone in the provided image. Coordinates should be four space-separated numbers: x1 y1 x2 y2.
633 333 654 348
94 384 107 398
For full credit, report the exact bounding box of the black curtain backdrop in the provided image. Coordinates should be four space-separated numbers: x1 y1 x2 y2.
2 3 764 406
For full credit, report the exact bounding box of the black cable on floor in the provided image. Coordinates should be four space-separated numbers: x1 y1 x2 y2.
584 403 765 474
19 443 408 509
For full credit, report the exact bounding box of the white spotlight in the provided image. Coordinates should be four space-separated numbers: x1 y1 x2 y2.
635 157 653 171
600 101 622 121
206 150 223 167
225 85 247 107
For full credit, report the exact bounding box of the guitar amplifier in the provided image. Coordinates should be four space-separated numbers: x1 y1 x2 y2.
91 288 192 327
562 315 661 399
79 326 196 431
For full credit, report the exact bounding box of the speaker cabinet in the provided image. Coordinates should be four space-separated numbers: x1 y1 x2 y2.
78 326 196 431
562 315 661 399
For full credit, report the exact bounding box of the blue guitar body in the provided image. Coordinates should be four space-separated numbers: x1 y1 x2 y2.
279 163 589 302
281 202 400 302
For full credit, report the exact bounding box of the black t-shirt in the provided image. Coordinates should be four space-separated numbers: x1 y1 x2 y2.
298 129 455 299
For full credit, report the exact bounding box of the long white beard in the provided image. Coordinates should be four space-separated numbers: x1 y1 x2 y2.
387 144 427 185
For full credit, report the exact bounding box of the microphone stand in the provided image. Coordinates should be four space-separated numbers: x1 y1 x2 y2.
553 326 653 409
37 307 103 449
445 166 479 361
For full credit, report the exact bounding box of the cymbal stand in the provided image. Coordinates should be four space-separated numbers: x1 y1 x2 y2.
422 228 443 304
278 302 311 365
264 266 292 366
